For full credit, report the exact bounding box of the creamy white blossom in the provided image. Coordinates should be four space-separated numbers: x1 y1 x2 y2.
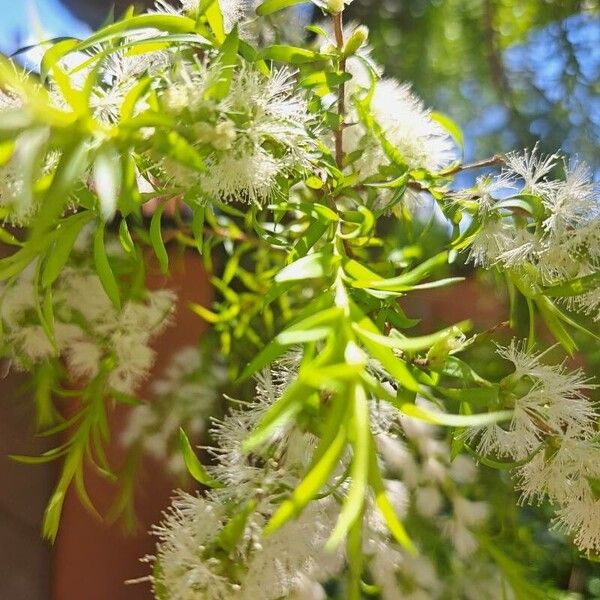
344 77 456 178
466 341 596 460
0 263 175 393
159 62 316 204
464 146 600 320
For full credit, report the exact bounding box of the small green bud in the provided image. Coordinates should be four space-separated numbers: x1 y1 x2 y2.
194 122 214 144
343 25 369 56
162 85 189 114
212 120 237 151
326 0 345 14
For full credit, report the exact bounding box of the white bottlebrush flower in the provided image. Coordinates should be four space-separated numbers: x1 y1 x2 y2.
503 144 560 196
415 485 443 518
442 517 479 557
344 77 456 180
0 88 22 111
0 126 58 227
161 62 316 205
494 228 538 268
553 491 600 554
150 492 236 600
148 358 344 599
449 455 478 484
63 339 103 380
541 160 598 235
565 283 600 322
516 431 600 505
207 365 306 502
90 31 171 123
239 499 342 600
108 332 158 393
466 218 516 268
466 341 597 459
13 325 56 363
0 260 175 392
463 146 600 320
512 428 600 555
289 576 327 600
199 147 281 205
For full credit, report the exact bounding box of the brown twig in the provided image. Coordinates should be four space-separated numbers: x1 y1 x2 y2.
444 154 505 176
333 12 346 169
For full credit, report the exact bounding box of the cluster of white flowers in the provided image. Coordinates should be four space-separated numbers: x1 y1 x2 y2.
91 34 171 124
0 262 175 394
341 46 456 178
466 341 600 553
465 147 600 318
0 90 61 225
158 61 316 205
155 0 309 46
369 400 501 599
149 359 509 599
149 360 343 600
121 345 226 474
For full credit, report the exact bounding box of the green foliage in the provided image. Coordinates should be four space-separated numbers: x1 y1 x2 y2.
0 1 598 597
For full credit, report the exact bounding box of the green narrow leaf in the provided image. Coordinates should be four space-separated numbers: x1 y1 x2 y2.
198 0 226 43
118 218 134 254
214 499 256 552
430 111 464 153
154 130 206 172
346 517 364 600
352 250 450 291
30 139 91 241
275 252 338 283
207 25 239 100
261 45 320 64
242 379 312 451
399 402 512 428
534 296 576 354
256 0 306 16
150 203 169 274
327 383 370 549
93 221 121 310
0 227 22 247
350 302 421 393
353 320 470 353
369 444 415 552
265 418 347 533
543 270 600 297
178 428 224 488
42 212 94 287
74 15 197 53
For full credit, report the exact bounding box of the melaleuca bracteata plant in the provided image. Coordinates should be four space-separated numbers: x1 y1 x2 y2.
0 0 599 597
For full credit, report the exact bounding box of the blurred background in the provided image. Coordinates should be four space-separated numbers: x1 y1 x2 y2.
0 0 598 599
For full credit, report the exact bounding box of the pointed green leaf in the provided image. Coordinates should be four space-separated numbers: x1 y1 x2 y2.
150 202 169 274
93 221 121 310
179 428 224 488
256 0 306 16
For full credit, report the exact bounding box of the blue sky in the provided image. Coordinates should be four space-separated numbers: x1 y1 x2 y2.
1 0 90 60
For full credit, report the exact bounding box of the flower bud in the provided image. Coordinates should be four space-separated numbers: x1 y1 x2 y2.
212 120 237 150
162 85 189 114
326 0 345 13
193 122 214 144
343 25 369 56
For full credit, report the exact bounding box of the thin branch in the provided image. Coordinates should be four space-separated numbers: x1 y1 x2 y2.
444 154 505 176
333 12 346 169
